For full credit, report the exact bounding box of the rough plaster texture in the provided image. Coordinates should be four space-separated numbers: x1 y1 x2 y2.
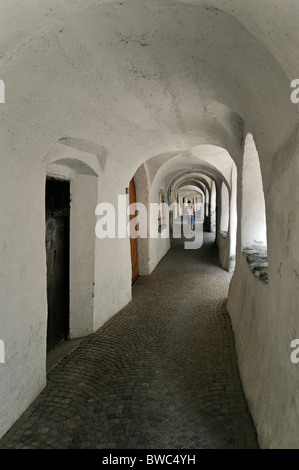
69 175 98 338
0 0 299 447
220 183 229 233
133 164 151 276
227 128 299 449
0 170 47 438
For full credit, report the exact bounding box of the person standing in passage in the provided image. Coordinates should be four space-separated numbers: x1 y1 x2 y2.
185 200 195 233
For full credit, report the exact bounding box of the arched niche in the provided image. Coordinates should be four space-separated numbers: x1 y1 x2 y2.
241 134 267 249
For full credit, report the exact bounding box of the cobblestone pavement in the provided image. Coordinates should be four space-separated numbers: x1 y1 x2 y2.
0 233 258 449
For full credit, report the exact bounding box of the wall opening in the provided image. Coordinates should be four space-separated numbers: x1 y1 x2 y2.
45 152 98 344
241 134 267 248
220 182 229 234
45 178 70 352
158 190 165 233
241 133 268 282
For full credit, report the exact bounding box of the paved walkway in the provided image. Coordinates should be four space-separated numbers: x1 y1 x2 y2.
0 233 258 449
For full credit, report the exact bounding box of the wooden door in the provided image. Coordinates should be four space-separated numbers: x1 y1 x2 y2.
129 178 139 284
45 179 70 352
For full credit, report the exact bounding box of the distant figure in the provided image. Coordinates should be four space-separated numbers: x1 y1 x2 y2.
185 200 195 232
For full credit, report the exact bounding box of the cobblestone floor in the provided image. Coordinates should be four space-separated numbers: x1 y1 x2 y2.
0 233 258 449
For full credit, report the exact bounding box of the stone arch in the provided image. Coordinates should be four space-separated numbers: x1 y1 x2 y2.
177 182 206 218
179 185 205 221
44 140 101 177
168 172 215 232
168 174 212 203
165 158 236 270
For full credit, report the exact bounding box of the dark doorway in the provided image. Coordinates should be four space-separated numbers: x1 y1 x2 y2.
45 178 70 353
129 178 139 284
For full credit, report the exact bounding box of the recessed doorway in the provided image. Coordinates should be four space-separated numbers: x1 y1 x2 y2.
45 178 70 352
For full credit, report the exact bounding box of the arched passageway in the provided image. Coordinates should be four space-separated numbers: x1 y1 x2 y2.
0 232 258 449
1 0 299 450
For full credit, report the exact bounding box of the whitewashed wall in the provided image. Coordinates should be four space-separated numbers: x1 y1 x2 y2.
227 128 299 448
70 175 98 338
0 0 299 448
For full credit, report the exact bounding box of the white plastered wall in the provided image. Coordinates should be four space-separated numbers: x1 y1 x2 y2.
227 126 299 448
69 175 98 338
1 0 299 448
0 167 48 439
93 173 132 333
220 183 229 233
133 164 151 276
217 181 230 271
241 133 267 248
148 177 171 274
